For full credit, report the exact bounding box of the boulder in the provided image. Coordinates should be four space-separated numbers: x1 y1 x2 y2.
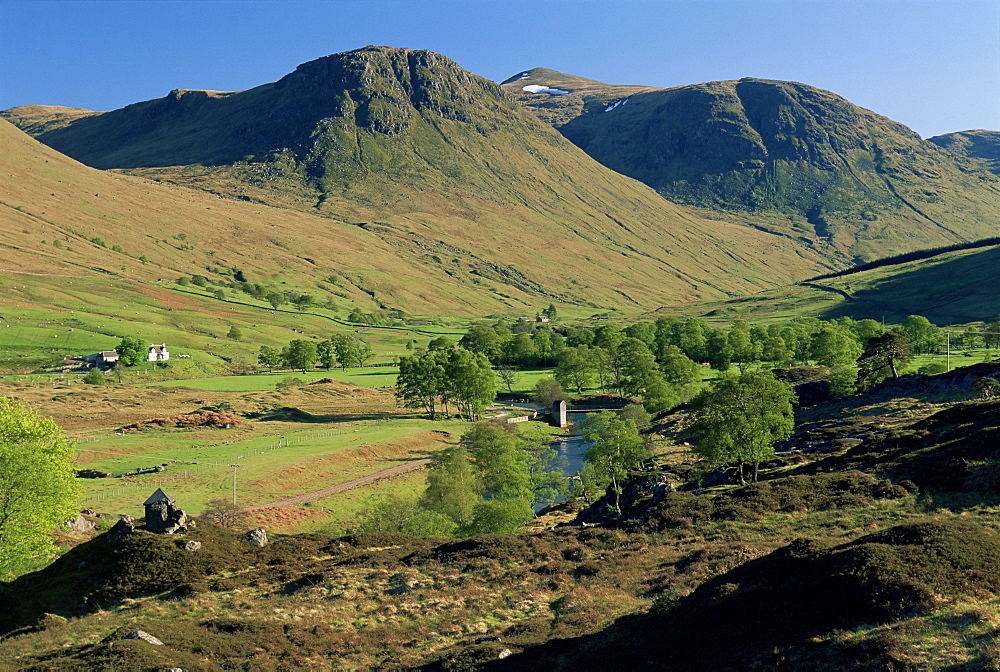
185 540 202 552
122 630 164 646
106 516 135 543
248 528 268 547
66 515 97 534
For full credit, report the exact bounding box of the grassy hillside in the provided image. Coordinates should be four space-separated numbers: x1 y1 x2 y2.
1 49 837 316
503 69 1000 265
653 240 1000 325
930 129 1000 175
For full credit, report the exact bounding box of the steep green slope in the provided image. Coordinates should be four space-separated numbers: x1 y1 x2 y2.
503 69 1000 264
929 129 1000 175
1 47 831 311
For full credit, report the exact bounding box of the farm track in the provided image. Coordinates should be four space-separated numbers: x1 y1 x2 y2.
243 457 431 510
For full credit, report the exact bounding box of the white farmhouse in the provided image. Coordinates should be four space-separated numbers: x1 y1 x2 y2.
148 344 170 362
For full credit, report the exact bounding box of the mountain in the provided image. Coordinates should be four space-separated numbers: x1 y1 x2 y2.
1 47 831 313
502 69 1000 264
929 130 1000 175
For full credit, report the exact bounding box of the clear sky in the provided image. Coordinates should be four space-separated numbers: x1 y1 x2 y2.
2 0 997 138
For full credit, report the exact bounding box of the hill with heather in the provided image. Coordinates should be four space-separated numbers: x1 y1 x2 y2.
503 69 1000 264
1 47 831 315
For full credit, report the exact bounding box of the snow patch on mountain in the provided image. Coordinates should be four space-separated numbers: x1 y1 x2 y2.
522 85 569 95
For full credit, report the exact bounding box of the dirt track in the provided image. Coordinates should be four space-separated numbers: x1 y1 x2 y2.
244 458 431 510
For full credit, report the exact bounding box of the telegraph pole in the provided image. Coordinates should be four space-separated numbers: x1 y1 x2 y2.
229 464 241 505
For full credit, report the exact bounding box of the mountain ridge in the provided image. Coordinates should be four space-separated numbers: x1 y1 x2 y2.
502 69 1000 263
0 48 830 315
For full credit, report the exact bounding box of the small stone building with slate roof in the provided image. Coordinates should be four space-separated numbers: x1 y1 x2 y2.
144 488 189 533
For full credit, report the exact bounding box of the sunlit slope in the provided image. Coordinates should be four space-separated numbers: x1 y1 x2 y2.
504 69 1000 264
0 117 543 315
930 130 1000 176
2 47 830 311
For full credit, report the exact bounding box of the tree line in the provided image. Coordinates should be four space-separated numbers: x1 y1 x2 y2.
257 334 373 373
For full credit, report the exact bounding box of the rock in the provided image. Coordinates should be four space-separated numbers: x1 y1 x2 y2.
185 540 201 551
107 515 135 542
122 630 163 645
80 508 96 516
154 465 165 472
475 635 502 644
66 515 96 534
248 528 268 547
499 648 513 659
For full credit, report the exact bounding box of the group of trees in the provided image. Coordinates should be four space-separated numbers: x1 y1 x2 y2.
360 422 565 536
395 347 497 421
258 334 372 374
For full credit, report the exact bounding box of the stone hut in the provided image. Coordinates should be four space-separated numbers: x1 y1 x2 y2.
143 488 189 533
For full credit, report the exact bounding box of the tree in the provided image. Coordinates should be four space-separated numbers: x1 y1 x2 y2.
974 377 1000 400
258 345 282 373
533 377 568 409
689 370 796 484
427 336 453 351
282 339 318 373
810 324 863 368
227 325 243 342
856 331 913 391
356 494 456 537
396 350 447 419
580 411 649 515
496 365 521 394
202 498 250 530
617 337 660 398
901 315 943 354
0 397 80 580
329 333 361 370
444 349 497 421
82 367 106 386
554 346 595 394
659 345 700 387
419 445 482 527
459 324 505 362
316 339 336 370
116 336 146 367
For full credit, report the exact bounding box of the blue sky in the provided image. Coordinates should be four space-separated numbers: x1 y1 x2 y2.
2 0 997 138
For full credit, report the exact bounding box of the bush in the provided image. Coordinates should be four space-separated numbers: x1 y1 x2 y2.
276 377 305 390
82 368 105 386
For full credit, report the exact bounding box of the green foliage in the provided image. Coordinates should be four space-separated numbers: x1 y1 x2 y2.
82 367 106 386
227 325 242 342
420 445 481 527
257 345 281 373
973 377 1000 400
533 376 568 409
0 397 80 580
357 494 456 537
580 411 649 514
690 369 796 483
275 376 305 390
115 335 146 367
857 331 913 391
282 339 317 373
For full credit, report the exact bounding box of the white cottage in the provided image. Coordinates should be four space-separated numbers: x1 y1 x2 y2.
148 344 170 362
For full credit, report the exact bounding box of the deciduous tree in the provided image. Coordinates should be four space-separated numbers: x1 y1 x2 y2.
689 370 796 484
0 397 80 580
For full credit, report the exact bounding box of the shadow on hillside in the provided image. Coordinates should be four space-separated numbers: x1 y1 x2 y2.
248 407 392 424
818 246 1000 324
